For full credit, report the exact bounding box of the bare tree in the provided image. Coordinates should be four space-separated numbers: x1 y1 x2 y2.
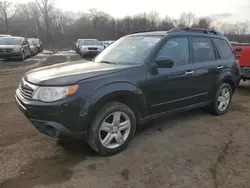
174 12 197 27
35 0 55 43
20 2 43 37
0 2 248 49
192 17 212 29
0 0 19 32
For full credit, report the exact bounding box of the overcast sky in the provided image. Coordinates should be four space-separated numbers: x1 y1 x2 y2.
13 0 250 23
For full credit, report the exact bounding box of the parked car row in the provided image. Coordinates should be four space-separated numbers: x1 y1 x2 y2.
74 38 114 58
0 34 42 61
100 40 114 48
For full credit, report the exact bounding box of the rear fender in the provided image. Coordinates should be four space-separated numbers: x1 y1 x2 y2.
213 69 235 92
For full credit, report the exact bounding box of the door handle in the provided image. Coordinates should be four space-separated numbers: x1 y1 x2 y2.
217 65 224 69
185 70 195 75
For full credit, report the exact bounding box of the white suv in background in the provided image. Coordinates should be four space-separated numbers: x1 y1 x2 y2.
79 39 104 57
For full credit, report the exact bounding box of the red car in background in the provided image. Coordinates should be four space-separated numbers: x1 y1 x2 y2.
232 43 250 80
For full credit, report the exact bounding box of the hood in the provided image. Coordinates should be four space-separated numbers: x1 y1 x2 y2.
24 60 133 86
0 45 21 49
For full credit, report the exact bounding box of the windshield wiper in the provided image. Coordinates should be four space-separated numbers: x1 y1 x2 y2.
98 60 117 65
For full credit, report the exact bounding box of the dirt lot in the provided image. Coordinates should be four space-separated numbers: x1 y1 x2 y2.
1 53 250 188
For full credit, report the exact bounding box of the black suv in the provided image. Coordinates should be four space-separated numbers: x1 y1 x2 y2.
15 28 240 155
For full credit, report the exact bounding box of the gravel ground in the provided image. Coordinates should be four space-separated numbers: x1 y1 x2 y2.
1 54 250 188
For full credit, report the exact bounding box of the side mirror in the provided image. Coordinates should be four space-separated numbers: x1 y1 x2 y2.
155 56 174 68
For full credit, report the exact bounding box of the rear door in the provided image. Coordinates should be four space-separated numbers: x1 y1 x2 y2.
212 38 237 78
188 37 220 102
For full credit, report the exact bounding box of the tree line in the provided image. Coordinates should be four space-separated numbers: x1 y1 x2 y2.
0 0 249 49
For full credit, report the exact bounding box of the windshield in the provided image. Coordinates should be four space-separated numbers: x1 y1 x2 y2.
0 38 21 45
30 39 39 45
28 39 34 45
82 40 101 46
94 36 161 65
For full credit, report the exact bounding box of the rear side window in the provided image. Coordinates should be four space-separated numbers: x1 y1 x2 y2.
212 38 234 59
191 38 215 62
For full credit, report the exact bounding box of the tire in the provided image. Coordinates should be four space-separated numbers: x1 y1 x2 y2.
20 51 25 61
87 102 136 156
210 83 232 115
28 50 32 58
80 52 84 58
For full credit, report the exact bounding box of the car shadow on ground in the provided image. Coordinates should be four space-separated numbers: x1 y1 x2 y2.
136 108 206 134
0 141 97 188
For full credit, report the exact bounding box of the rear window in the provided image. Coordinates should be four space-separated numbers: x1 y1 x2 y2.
191 37 215 62
213 38 234 59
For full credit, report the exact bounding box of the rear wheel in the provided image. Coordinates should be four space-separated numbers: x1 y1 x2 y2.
87 102 136 156
210 83 232 115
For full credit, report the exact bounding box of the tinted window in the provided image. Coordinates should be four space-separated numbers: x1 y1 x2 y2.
213 38 234 59
191 38 215 62
157 37 189 66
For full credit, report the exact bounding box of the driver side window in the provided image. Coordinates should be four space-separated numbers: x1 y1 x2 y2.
157 37 189 66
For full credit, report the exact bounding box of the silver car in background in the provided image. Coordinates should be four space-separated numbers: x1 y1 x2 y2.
79 39 104 57
0 37 31 60
28 38 38 56
29 38 42 52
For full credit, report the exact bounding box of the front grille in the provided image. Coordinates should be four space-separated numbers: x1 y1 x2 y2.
18 79 37 101
0 48 13 53
88 47 98 50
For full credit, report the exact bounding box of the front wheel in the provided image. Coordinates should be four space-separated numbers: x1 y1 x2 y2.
28 50 32 58
210 83 232 115
20 51 25 61
87 102 136 156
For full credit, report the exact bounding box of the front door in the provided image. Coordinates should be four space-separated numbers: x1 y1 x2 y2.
145 36 200 115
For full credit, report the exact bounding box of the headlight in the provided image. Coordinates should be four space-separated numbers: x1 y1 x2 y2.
13 47 21 52
32 85 78 102
99 46 104 50
81 46 88 51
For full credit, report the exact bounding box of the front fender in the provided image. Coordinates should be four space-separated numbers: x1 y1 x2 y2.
82 81 148 120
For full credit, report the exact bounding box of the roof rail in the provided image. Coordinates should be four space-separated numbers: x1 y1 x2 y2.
130 30 159 34
168 27 222 35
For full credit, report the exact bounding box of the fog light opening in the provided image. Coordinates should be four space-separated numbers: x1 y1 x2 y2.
46 126 59 138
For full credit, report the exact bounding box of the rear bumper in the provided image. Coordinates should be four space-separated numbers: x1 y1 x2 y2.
15 92 89 139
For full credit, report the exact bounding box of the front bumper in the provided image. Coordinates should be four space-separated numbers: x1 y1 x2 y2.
81 50 101 56
240 67 250 79
15 92 89 139
0 52 22 58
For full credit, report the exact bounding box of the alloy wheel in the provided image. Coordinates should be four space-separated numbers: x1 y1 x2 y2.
217 87 230 111
99 111 131 149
